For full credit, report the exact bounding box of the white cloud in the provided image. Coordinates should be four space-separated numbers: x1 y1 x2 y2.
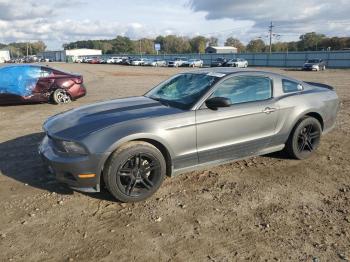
0 0 349 49
189 0 350 37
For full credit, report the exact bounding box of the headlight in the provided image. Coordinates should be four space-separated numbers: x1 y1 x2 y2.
53 139 88 156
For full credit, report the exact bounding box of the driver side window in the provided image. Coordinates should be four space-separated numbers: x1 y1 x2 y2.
211 76 272 105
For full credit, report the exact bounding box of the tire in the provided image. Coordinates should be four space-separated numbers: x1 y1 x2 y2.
103 141 166 202
285 116 322 160
52 89 71 104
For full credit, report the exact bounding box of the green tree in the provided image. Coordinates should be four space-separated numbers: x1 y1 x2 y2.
299 32 325 51
287 41 299 51
134 38 156 54
225 37 245 52
111 36 135 53
271 42 288 52
246 39 266 52
162 35 191 53
190 36 207 53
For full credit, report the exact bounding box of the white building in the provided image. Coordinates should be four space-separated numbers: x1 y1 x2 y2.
205 46 238 54
0 50 10 63
38 48 102 62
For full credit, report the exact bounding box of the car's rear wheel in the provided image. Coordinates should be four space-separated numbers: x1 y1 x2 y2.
103 141 166 202
285 116 322 159
52 89 71 104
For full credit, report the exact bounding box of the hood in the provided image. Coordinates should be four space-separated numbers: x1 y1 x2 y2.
44 96 182 139
304 63 319 66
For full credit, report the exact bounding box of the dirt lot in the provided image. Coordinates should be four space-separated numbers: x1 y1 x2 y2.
0 64 349 262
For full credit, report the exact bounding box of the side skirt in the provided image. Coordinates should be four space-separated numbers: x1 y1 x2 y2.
171 144 285 177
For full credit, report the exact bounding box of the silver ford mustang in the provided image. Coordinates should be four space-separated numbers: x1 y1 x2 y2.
39 68 339 202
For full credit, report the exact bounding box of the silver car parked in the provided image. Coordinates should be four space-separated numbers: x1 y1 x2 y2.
39 68 339 202
183 59 204 67
143 58 167 67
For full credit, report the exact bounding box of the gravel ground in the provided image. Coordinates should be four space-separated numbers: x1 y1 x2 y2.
0 63 349 262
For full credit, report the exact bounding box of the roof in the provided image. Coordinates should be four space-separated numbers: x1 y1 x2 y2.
191 67 260 74
189 67 294 80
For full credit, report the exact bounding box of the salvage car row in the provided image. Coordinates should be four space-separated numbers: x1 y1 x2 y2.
75 56 249 68
75 56 204 67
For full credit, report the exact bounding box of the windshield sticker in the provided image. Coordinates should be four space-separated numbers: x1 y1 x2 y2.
206 72 226 78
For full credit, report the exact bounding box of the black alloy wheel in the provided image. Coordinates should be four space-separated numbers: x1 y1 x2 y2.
285 116 322 159
116 153 161 197
297 124 320 153
104 141 166 202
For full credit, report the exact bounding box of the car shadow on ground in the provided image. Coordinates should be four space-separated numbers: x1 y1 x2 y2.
0 132 73 195
0 132 122 201
262 150 291 160
282 68 302 71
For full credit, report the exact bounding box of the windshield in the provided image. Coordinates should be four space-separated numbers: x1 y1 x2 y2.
145 73 219 110
307 59 320 63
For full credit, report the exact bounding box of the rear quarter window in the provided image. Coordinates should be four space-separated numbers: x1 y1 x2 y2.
282 79 303 93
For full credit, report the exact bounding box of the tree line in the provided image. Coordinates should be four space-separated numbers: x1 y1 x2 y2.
1 32 349 56
0 41 46 57
63 32 350 54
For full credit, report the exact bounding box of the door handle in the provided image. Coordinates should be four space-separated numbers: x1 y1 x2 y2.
262 107 276 114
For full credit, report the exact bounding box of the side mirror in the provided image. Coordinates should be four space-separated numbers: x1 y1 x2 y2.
205 97 231 110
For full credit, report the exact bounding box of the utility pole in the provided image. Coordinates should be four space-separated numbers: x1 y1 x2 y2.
26 42 29 57
139 39 142 58
268 21 274 53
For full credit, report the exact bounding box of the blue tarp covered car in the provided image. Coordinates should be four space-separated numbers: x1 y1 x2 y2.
0 65 86 105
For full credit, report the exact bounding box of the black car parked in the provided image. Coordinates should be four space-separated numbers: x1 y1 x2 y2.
121 57 133 65
211 58 228 67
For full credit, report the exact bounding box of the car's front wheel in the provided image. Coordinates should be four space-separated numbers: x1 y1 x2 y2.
103 141 166 202
285 116 322 159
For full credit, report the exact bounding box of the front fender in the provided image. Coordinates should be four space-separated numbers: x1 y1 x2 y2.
105 132 176 158
94 132 176 182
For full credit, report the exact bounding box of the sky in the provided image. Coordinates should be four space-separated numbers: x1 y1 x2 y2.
0 0 349 50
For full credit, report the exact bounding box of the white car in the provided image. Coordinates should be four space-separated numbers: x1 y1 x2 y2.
74 57 84 63
107 57 123 64
83 57 92 63
184 59 204 67
225 58 248 68
131 58 145 66
167 57 188 67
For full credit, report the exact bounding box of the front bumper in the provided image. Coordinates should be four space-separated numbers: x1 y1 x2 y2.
38 135 106 193
302 66 318 71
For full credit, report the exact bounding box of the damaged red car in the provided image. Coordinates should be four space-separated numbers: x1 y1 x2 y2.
0 65 86 105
